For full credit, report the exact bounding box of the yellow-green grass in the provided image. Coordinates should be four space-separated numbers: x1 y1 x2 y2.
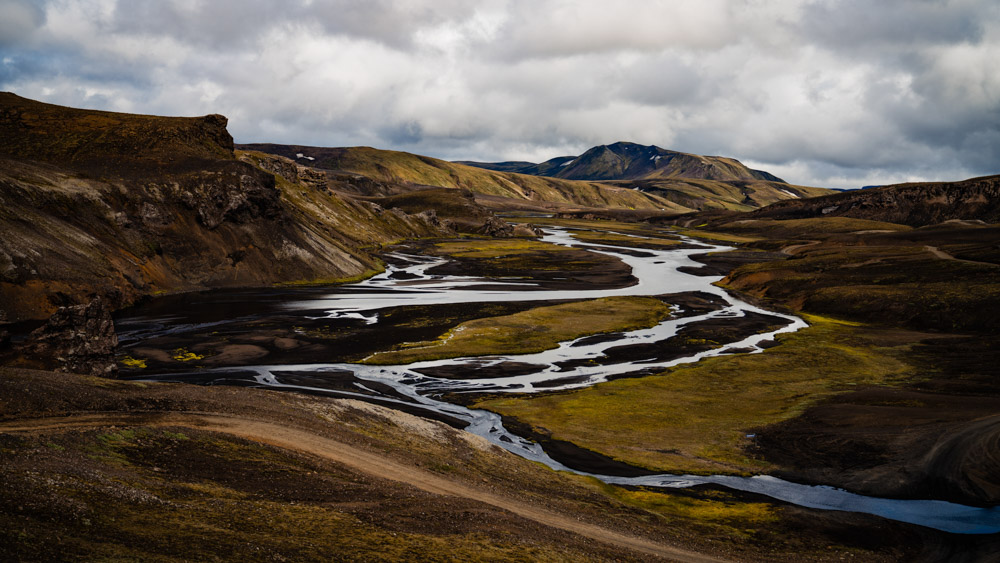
275 266 385 287
5 428 605 563
320 146 677 210
568 231 681 247
474 314 914 474
430 238 575 258
171 348 204 362
514 216 675 234
363 296 673 365
590 480 780 540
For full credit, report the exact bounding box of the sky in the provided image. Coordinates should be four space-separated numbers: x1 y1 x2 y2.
1 0 998 189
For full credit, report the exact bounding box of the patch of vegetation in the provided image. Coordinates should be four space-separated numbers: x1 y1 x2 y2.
276 265 386 287
119 355 147 369
431 238 574 258
365 296 673 364
0 425 610 562
171 348 204 362
474 314 915 474
667 226 760 243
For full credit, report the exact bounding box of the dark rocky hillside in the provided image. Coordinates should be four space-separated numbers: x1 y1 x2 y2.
745 174 1000 226
0 95 449 325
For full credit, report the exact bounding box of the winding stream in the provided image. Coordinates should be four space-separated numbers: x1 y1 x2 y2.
125 228 1000 534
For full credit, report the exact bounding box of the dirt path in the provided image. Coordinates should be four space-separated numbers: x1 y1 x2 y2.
0 412 726 563
781 240 820 255
924 245 957 261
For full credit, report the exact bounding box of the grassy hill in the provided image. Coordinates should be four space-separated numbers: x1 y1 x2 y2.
242 143 832 213
239 143 689 213
0 92 234 177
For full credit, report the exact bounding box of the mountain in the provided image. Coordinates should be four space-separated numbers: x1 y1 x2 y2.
0 93 449 323
239 143 691 213
454 142 830 211
242 143 831 213
744 174 1000 226
456 156 577 177
459 141 786 183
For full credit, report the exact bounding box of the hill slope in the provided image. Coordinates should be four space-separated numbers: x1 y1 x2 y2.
242 143 832 213
239 143 690 213
0 94 448 323
744 175 1000 226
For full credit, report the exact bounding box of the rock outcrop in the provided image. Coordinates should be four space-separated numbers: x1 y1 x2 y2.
20 296 119 377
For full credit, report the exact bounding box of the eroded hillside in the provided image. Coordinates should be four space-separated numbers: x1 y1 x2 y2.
0 94 449 323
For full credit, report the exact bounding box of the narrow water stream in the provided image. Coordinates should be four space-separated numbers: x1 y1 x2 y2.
124 228 1000 534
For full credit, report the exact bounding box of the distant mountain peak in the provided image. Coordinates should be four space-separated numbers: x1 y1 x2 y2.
460 142 785 184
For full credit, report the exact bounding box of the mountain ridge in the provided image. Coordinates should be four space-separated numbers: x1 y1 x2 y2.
241 142 828 213
744 174 1000 226
458 141 786 183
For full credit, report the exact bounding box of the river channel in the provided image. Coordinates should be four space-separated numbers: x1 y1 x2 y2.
119 227 1000 534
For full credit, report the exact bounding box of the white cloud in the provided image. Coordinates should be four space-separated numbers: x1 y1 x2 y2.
0 0 997 189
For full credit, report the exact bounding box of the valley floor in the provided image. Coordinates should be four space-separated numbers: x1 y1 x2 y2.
3 217 999 562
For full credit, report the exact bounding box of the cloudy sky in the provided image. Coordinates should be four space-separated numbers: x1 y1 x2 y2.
1 0 998 188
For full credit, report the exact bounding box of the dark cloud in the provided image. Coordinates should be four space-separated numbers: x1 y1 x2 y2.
800 0 989 52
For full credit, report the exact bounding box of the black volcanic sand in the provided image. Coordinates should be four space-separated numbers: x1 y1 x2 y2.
117 295 569 373
413 361 548 380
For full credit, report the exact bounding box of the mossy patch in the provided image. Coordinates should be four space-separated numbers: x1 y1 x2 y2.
431 238 573 258
119 355 147 369
171 348 204 362
276 265 386 287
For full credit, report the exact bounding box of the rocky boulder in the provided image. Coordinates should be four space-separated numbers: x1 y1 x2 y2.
21 296 119 377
